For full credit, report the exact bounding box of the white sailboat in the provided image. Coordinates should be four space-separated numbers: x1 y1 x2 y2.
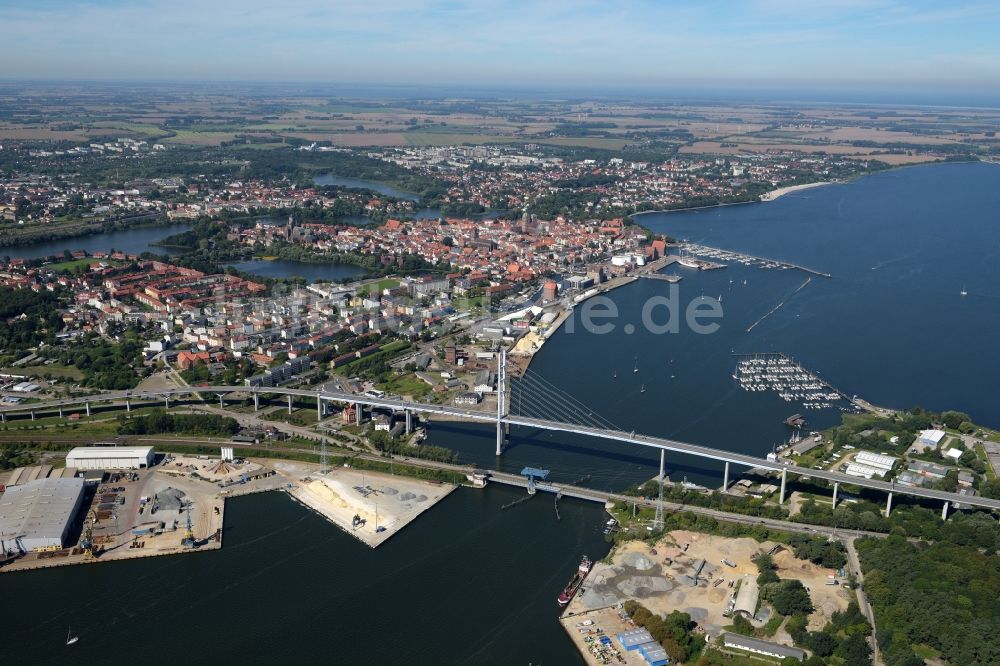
66 627 79 646
633 356 638 374
960 286 968 296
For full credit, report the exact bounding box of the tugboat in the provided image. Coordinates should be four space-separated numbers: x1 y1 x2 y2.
557 556 593 607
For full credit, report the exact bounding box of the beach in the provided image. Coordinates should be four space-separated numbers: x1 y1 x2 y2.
760 181 831 201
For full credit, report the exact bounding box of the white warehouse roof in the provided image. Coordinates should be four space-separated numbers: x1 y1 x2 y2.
844 462 887 479
854 450 898 471
918 429 947 445
66 446 155 470
66 446 154 460
0 477 85 553
733 575 759 617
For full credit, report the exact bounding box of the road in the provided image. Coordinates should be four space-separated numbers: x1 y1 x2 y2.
845 537 882 665
5 383 1000 513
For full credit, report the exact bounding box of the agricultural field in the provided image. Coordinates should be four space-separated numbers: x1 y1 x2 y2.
2 85 997 162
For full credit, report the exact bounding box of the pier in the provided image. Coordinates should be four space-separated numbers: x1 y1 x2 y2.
731 351 862 413
681 242 832 278
639 273 683 283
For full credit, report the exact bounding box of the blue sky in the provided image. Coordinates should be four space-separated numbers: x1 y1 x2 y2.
1 0 998 95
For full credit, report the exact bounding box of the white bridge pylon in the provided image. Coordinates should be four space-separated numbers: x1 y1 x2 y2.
496 346 507 456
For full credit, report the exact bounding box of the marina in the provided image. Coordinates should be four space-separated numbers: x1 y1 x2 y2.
680 242 832 278
732 352 858 412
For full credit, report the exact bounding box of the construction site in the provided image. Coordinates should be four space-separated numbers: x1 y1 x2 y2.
562 530 852 664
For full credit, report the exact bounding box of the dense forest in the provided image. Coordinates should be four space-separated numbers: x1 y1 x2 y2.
857 535 1000 666
0 286 65 356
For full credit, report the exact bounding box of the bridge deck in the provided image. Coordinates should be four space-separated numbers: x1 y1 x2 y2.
2 384 998 513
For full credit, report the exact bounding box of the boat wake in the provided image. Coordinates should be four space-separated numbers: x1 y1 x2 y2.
746 277 811 333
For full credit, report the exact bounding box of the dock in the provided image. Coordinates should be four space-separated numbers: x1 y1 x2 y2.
731 352 863 413
681 242 831 278
639 273 683 283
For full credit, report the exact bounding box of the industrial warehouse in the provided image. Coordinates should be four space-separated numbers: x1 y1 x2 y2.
0 477 85 554
65 445 155 470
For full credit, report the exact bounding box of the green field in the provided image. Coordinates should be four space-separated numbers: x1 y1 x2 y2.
379 373 431 399
45 257 104 272
0 364 85 380
359 278 400 296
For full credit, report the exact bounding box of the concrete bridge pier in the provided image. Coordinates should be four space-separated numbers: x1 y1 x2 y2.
288 394 293 416
832 482 839 510
125 399 131 412
85 402 91 417
218 394 225 409
164 395 170 409
885 492 893 517
315 396 322 421
941 501 949 521
253 392 259 412
58 406 63 418
1 412 5 423
355 403 362 426
722 461 729 492
779 468 787 504
405 409 413 435
30 410 35 421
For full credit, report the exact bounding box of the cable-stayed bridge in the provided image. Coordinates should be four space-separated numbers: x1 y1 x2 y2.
1 349 998 517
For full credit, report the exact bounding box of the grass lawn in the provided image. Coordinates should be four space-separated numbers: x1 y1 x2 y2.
359 278 400 296
265 409 319 427
379 373 431 399
758 614 785 637
975 441 997 479
334 340 411 375
0 364 85 380
0 418 119 436
380 340 410 353
45 257 105 272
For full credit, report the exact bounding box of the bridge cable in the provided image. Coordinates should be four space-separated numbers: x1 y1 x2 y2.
514 371 620 431
517 370 621 431
509 376 590 426
519 369 622 430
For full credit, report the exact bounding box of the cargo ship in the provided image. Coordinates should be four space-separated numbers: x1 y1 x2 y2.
557 555 592 607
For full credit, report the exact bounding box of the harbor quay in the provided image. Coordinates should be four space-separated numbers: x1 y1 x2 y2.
274 460 456 548
0 447 457 572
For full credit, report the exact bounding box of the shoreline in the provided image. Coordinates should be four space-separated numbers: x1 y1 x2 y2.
630 159 970 223
0 215 177 251
759 181 833 201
